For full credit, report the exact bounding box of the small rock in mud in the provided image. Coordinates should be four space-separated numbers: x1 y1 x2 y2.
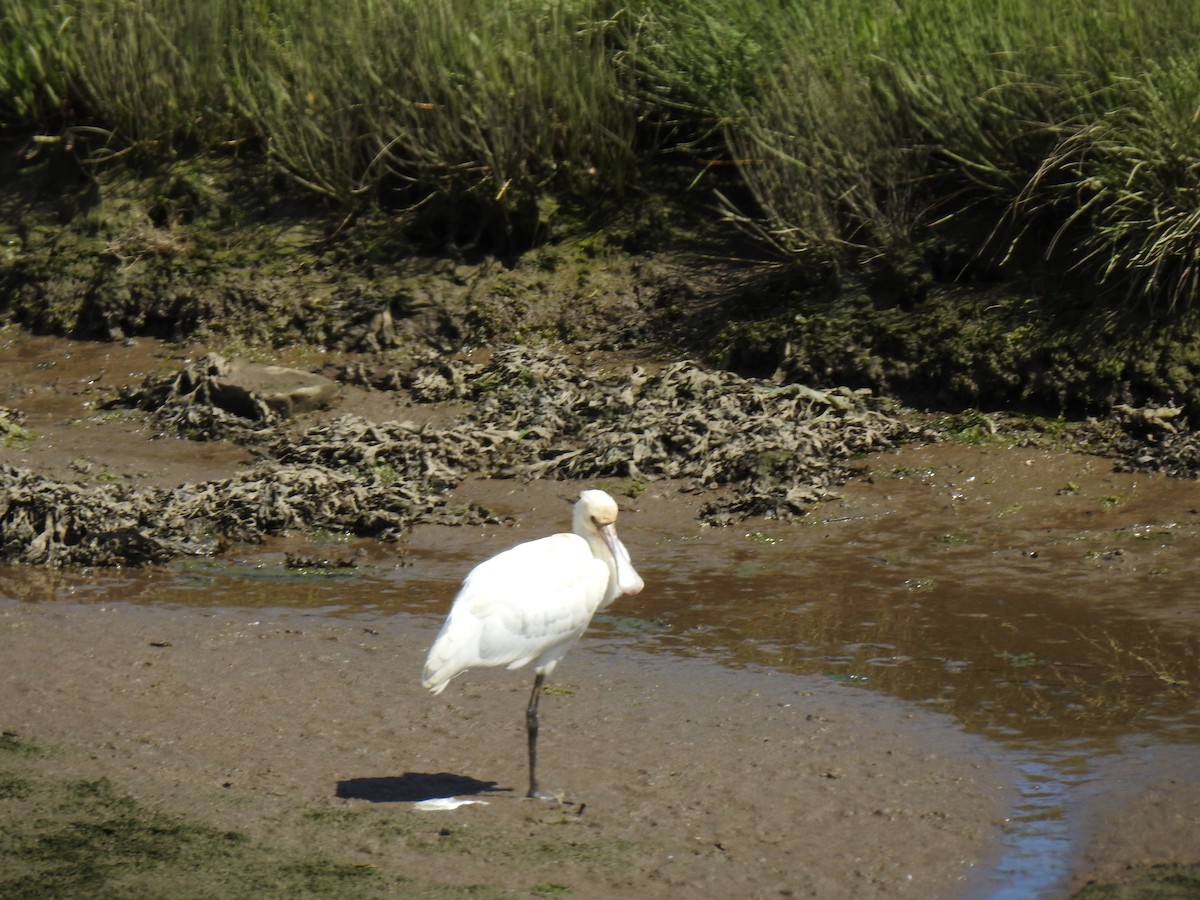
116 352 338 433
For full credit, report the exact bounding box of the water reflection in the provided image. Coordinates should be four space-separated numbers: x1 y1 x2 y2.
608 446 1200 752
625 545 1200 748
980 756 1084 900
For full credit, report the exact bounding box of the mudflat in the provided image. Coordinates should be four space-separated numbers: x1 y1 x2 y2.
1 333 1199 897
1 597 1010 898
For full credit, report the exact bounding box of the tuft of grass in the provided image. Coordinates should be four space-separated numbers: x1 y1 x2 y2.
1012 54 1200 311
0 411 37 448
933 409 1000 445
0 772 34 800
932 533 968 545
745 531 782 545
372 462 400 487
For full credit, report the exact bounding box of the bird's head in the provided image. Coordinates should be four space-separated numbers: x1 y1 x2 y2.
574 489 644 597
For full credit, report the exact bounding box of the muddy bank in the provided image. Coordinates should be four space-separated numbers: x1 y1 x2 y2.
1 451 1198 897
0 599 1010 898
5 161 1200 421
2 331 1196 572
0 317 1198 897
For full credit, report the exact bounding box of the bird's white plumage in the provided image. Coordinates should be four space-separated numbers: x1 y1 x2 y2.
422 534 607 691
422 489 643 695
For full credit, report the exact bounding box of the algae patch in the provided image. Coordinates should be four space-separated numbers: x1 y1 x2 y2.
0 771 533 898
0 765 415 898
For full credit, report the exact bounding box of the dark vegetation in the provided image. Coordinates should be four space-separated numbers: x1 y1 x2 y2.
2 0 1200 416
0 348 919 565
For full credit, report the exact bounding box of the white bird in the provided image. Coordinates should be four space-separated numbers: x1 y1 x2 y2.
422 488 644 800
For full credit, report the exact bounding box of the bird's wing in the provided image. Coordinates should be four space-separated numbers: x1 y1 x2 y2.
421 534 609 692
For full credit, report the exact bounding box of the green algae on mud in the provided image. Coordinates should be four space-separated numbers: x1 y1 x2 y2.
1070 865 1200 900
0 156 656 353
0 736 636 900
0 744 518 899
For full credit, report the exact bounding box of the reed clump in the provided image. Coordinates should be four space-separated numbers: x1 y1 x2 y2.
2 0 1198 307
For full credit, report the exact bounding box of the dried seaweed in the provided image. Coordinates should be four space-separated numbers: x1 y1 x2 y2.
1 346 926 566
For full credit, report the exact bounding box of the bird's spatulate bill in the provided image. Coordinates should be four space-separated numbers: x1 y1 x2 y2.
601 522 644 596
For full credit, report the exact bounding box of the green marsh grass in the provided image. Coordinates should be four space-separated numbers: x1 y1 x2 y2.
1016 52 1200 309
2 0 1198 305
628 0 1200 303
230 0 637 213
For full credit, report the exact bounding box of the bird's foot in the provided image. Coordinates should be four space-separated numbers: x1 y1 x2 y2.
525 786 567 803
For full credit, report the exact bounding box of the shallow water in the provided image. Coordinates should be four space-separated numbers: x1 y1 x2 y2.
2 442 1198 897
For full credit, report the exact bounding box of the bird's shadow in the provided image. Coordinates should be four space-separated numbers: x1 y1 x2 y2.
336 772 511 803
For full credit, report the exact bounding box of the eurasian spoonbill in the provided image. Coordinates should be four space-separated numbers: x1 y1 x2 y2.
422 488 644 799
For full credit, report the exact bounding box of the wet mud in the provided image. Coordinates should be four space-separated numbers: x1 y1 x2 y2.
1 331 1199 897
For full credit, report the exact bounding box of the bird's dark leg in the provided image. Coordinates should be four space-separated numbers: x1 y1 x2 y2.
525 672 554 800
